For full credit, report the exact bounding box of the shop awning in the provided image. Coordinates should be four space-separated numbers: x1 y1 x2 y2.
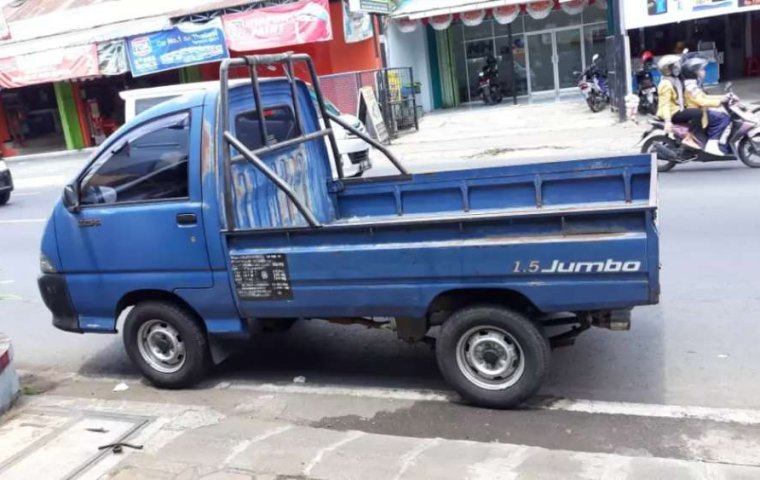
392 0 542 19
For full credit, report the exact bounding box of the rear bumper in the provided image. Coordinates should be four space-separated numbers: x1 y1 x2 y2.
38 274 81 333
0 170 13 193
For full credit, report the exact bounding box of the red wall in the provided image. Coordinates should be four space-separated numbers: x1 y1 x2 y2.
199 0 380 81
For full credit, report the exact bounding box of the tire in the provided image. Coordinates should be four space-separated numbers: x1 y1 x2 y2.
0 191 9 206
641 135 678 172
587 94 605 113
738 136 760 168
436 305 550 409
123 301 211 389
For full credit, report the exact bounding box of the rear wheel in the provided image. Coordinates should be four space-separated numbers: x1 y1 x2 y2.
738 136 760 168
587 94 605 113
124 301 211 388
436 305 550 409
0 191 9 205
642 135 678 172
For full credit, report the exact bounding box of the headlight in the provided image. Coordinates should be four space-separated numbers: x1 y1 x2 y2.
40 253 57 274
0 160 8 172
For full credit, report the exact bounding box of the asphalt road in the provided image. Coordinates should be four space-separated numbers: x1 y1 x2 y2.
2 147 760 411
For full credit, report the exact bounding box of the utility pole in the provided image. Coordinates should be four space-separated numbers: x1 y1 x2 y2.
608 0 630 122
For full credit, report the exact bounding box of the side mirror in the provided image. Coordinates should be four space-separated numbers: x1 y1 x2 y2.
62 183 80 213
592 54 600 63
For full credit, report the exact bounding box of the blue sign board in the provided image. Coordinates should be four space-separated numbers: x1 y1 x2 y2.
127 19 229 77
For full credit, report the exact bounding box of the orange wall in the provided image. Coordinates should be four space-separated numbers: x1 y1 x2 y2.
199 0 380 80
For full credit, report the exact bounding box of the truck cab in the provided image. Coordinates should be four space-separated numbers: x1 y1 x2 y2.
38 54 659 409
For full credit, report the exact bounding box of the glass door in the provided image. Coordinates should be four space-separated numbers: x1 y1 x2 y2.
527 28 584 95
526 32 555 93
555 28 584 90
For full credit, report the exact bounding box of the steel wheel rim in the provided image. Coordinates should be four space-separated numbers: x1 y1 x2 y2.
742 139 760 165
137 320 186 374
456 326 525 390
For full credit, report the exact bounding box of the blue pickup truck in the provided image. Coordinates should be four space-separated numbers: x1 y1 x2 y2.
38 54 660 408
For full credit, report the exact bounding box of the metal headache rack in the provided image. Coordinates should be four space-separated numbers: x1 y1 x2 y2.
219 53 409 231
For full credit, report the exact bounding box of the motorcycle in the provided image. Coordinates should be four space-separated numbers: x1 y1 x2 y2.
478 60 503 106
640 84 760 172
635 64 659 116
575 54 609 113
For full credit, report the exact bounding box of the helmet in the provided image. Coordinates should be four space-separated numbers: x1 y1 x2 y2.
681 57 708 79
641 50 654 63
657 55 681 76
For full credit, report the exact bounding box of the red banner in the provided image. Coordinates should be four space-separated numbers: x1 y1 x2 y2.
0 44 99 88
223 0 333 52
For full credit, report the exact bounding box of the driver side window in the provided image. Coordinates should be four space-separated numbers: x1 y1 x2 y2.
81 112 190 206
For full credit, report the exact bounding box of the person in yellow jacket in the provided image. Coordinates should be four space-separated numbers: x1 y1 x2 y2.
681 56 733 156
655 55 702 149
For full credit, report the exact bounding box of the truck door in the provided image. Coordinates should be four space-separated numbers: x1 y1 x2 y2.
56 108 212 326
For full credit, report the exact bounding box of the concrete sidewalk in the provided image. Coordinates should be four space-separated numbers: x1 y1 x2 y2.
2 375 760 479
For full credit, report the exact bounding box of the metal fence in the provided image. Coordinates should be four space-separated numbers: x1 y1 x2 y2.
320 67 420 141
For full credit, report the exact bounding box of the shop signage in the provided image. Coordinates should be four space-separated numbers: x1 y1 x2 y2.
127 19 229 77
624 0 760 30
560 0 588 15
0 11 9 40
428 14 453 31
343 1 374 43
0 44 99 88
98 40 129 76
526 1 554 20
461 9 485 27
348 0 393 14
223 0 333 52
358 86 388 143
396 17 419 33
493 5 520 24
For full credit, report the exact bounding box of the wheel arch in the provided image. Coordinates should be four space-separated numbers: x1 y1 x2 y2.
426 288 540 326
116 289 205 333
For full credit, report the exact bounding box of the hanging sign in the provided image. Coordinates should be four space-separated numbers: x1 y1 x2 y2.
98 40 129 76
223 0 332 52
493 5 520 24
127 19 229 77
343 0 374 43
348 0 393 14
526 1 554 19
561 0 588 15
461 9 486 27
396 17 419 33
0 44 99 88
428 14 453 30
595 0 607 9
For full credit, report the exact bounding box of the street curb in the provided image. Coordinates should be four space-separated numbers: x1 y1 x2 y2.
0 332 20 416
4 147 96 164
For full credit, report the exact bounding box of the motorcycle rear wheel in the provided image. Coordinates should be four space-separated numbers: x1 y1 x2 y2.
738 136 760 168
642 135 678 172
587 95 606 113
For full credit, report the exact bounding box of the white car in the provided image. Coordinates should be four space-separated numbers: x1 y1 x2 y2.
119 81 372 177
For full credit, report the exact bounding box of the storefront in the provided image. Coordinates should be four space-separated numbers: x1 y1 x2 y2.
621 0 760 86
0 0 387 156
389 0 609 109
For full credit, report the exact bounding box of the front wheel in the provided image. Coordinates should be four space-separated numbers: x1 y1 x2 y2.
587 94 605 113
738 136 760 168
436 305 550 409
0 191 9 206
642 135 678 172
123 301 211 389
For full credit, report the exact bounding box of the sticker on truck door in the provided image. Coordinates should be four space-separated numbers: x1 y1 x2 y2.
231 254 293 300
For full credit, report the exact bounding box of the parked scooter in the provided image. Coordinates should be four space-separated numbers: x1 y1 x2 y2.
635 51 659 116
575 54 609 113
478 56 503 105
640 83 760 172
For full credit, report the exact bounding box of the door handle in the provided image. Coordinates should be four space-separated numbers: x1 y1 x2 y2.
176 213 197 226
